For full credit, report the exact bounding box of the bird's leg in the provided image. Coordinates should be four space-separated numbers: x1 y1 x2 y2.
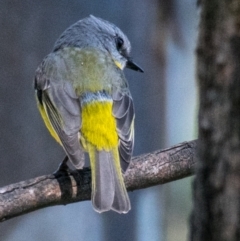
53 156 70 177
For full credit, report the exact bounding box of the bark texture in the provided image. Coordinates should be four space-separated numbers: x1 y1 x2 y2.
191 1 240 240
0 140 196 222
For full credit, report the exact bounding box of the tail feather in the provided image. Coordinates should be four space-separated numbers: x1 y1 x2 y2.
112 176 131 213
111 148 131 213
92 150 115 212
88 144 130 213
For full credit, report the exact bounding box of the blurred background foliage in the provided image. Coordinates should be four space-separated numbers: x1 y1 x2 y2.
0 0 198 240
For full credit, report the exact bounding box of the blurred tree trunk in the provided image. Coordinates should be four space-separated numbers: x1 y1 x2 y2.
191 0 240 240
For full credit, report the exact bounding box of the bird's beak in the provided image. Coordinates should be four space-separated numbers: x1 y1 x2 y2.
126 59 144 73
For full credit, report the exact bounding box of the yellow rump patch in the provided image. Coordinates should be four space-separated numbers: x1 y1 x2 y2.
81 101 118 150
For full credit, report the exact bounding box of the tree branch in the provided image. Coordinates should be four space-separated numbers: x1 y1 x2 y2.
0 140 197 222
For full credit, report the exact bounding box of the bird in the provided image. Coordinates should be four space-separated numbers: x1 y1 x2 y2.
34 15 143 214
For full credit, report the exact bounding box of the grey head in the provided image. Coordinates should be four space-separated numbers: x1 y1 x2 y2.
53 15 143 72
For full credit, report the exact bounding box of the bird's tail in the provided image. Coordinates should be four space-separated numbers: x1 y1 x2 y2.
88 144 130 214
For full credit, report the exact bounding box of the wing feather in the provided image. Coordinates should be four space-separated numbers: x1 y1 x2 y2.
112 90 134 173
35 58 84 169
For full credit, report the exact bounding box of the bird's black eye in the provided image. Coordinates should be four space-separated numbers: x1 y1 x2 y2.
116 37 124 51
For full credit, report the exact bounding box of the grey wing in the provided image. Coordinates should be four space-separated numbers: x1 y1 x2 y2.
35 66 84 169
112 90 134 173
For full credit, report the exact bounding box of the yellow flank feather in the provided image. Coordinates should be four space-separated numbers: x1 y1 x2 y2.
87 143 96 190
81 101 118 150
37 100 62 145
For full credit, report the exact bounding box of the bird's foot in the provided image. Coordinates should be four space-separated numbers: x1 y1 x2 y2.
53 156 70 177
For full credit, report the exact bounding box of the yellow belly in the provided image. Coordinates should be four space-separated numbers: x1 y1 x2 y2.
81 101 118 150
